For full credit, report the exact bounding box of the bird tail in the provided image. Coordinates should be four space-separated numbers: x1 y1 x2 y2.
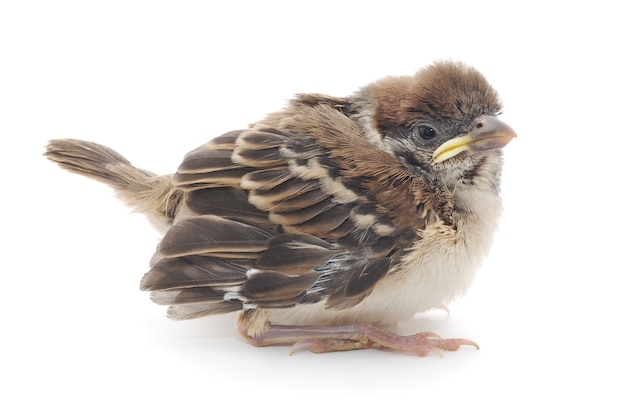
45 139 183 232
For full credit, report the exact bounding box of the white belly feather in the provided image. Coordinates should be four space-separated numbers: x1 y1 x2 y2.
268 187 502 327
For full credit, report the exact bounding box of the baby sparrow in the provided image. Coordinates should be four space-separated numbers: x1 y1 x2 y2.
46 61 515 356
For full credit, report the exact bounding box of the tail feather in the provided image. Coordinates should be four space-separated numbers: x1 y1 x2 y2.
45 139 183 232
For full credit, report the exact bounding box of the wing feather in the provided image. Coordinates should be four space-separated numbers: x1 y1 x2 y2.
167 301 243 320
185 187 271 225
140 256 248 291
158 216 273 257
141 96 441 319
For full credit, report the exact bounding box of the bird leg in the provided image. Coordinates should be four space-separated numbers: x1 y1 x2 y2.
238 322 479 356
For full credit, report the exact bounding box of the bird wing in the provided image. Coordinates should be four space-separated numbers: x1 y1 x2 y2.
140 97 450 319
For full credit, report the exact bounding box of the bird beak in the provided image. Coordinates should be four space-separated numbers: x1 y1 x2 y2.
432 116 517 164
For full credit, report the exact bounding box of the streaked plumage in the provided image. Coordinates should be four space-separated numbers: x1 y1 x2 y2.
45 61 516 355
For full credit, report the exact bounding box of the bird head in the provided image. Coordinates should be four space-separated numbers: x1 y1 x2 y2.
352 61 516 188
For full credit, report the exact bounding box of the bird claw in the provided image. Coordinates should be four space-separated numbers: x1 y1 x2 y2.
244 323 479 357
290 338 375 355
291 332 477 357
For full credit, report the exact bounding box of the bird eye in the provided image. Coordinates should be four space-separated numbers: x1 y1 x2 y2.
418 125 437 140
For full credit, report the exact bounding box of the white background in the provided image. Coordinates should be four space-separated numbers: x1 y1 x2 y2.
2 1 625 414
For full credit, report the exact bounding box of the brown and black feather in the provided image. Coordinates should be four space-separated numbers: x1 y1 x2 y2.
140 94 450 320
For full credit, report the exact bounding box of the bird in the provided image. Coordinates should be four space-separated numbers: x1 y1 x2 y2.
45 61 516 356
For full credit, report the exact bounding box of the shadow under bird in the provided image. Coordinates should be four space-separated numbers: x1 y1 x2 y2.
45 61 516 356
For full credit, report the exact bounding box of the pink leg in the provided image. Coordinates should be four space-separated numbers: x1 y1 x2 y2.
240 323 478 356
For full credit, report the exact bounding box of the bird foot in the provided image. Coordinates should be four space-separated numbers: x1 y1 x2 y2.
241 323 478 357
